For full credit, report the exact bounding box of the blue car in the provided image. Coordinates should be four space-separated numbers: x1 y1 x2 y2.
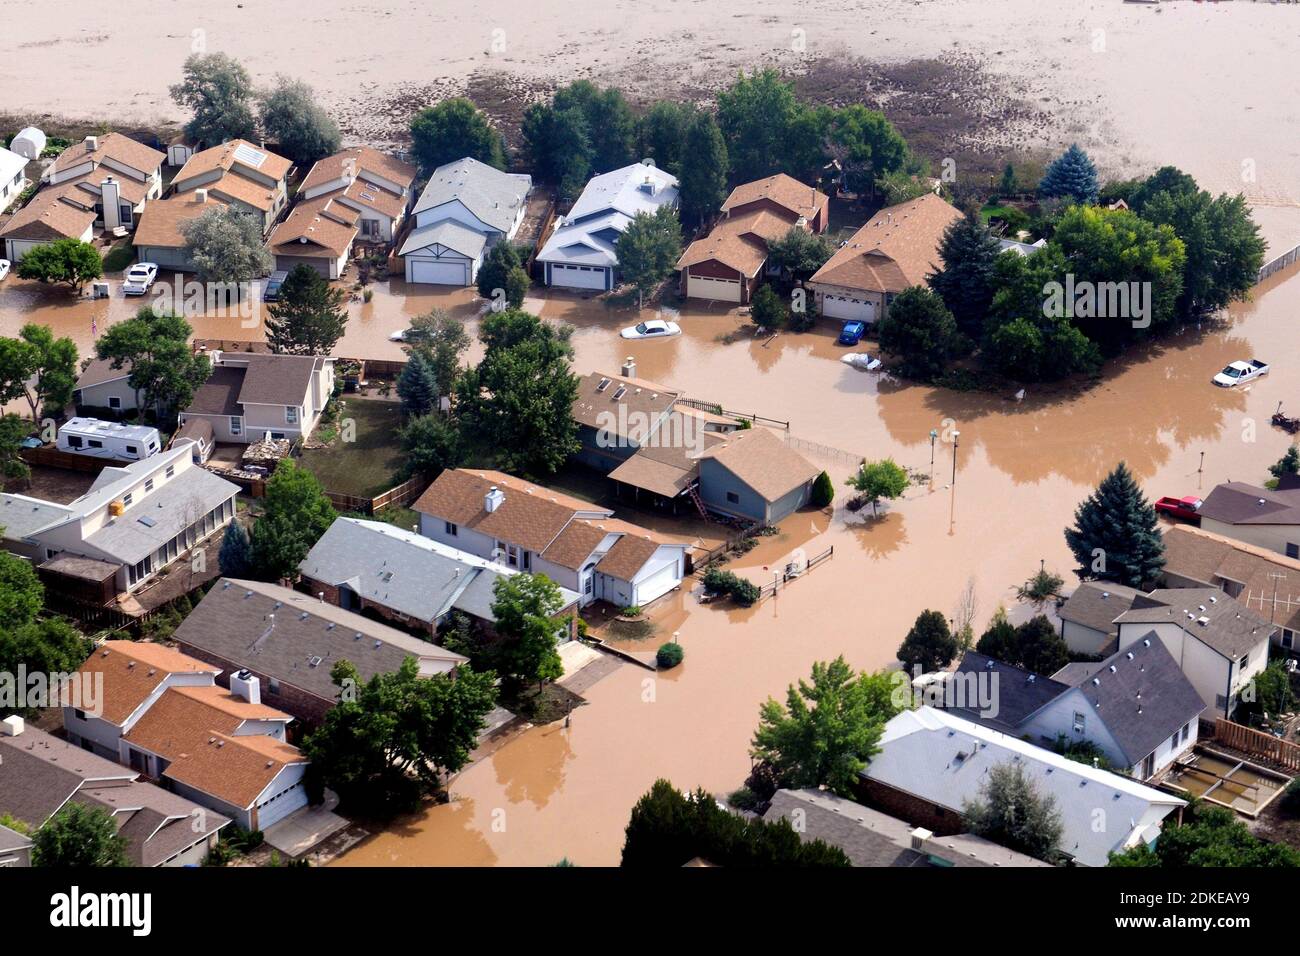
837 320 867 345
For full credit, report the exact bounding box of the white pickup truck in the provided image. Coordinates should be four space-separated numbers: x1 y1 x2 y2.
1213 359 1269 388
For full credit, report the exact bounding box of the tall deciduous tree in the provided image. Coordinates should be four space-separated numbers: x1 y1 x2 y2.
0 550 43 628
1064 461 1164 587
963 762 1064 862
265 264 348 355
847 458 910 515
766 227 834 277
1037 143 1099 204
636 101 695 176
677 112 729 227
180 205 274 285
15 239 102 293
95 308 211 423
410 97 506 173
490 573 568 692
0 618 93 716
402 309 469 398
717 69 802 183
927 208 1003 338
170 52 258 146
259 76 341 165
1110 804 1300 868
614 206 682 306
398 413 464 481
32 802 129 867
249 460 337 582
828 104 909 195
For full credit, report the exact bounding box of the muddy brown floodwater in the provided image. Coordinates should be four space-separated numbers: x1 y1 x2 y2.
4 264 1300 865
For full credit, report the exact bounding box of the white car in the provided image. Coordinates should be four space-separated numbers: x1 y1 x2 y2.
123 262 159 296
840 352 882 371
620 319 681 340
1212 359 1269 388
0 259 9 282
389 328 413 342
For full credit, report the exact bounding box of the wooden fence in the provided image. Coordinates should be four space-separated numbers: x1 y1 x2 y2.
1212 718 1300 772
325 475 428 517
677 396 790 430
21 445 133 472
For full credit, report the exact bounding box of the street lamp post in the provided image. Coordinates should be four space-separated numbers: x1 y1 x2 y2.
951 430 961 485
929 429 938 485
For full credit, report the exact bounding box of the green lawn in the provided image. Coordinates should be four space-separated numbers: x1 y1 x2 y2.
102 239 135 273
298 398 407 498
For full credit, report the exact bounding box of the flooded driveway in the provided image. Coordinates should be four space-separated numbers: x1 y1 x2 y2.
6 263 1300 865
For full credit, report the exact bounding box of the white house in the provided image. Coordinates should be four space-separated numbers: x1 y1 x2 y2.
56 418 160 460
1114 588 1273 719
413 468 689 608
0 146 28 215
537 161 679 291
176 350 335 444
400 156 532 285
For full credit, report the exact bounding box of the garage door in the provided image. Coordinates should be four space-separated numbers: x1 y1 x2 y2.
687 274 742 303
408 258 468 285
278 255 331 279
549 263 607 290
255 782 308 830
821 293 875 323
634 560 680 606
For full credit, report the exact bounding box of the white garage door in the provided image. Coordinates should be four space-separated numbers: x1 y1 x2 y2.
633 560 680 605
550 264 607 290
821 293 875 323
255 782 308 830
687 274 742 303
408 258 468 285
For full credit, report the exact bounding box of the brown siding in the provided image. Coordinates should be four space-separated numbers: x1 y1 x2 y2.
857 778 963 836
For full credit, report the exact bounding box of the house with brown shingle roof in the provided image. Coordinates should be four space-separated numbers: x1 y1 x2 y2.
175 349 335 444
298 146 418 245
677 173 829 304
808 192 960 325
266 194 359 279
414 468 690 608
66 640 309 833
0 180 96 262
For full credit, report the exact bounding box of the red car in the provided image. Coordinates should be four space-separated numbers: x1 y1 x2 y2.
1154 495 1203 523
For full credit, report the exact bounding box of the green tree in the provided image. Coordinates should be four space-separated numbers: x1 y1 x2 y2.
749 284 788 332
766 227 834 278
32 802 129 867
398 414 465 481
476 241 524 302
169 52 258 146
265 264 348 355
876 285 961 382
1015 567 1065 606
95 308 211 422
1110 804 1300 867
302 657 497 817
1128 165 1198 214
0 618 93 716
217 520 254 578
396 351 439 417
0 415 31 484
828 104 909 195
927 208 1002 338
999 163 1018 197
402 309 469 398
847 457 909 515
15 239 103 293
180 205 274 285
409 97 506 173
963 762 1064 862
249 460 337 581
1037 143 1098 204
1064 461 1165 588
1242 660 1296 718
750 657 903 797
614 206 682 307
490 573 568 693
897 609 959 674
0 325 78 421
677 112 729 227
521 101 592 200
717 69 802 183
980 615 1069 675
810 470 835 508
259 76 341 165
1271 445 1300 481
637 101 694 177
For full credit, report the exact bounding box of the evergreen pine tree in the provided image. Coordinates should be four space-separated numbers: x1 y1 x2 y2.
1038 143 1099 204
397 351 439 416
476 242 523 301
218 520 254 578
999 162 1017 197
927 208 1002 338
265 264 348 355
1064 461 1164 587
1269 445 1300 481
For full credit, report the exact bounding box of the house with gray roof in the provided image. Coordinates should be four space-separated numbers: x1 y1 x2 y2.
299 517 581 636
537 161 679 291
171 578 469 724
1114 588 1273 719
401 156 532 285
0 822 32 867
176 349 335 444
1057 581 1140 655
0 720 228 867
1196 480 1300 558
763 788 1049 868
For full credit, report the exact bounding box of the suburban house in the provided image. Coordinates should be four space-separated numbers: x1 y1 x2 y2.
72 356 142 415
807 193 961 324
537 161 679 291
300 517 582 636
859 706 1187 867
134 139 292 271
946 642 1205 780
413 468 690 608
0 822 32 868
0 145 28 215
400 156 532 285
176 349 335 444
0 718 229 866
297 146 418 245
1056 581 1140 656
676 173 829 304
1114 588 1274 719
65 640 308 833
763 788 1049 868
265 195 359 279
571 361 817 524
1162 523 1300 651
1195 480 1300 559
170 578 469 725
0 442 238 597
0 178 95 263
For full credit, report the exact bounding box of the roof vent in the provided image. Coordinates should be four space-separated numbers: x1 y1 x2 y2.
1108 664 1117 673
1126 652 1134 660
1197 616 1210 625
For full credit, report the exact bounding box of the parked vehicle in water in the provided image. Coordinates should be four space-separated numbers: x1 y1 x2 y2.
1273 402 1300 434
837 320 867 345
840 352 882 371
1213 359 1269 387
1154 495 1203 523
263 270 289 302
122 262 158 295
620 319 681 340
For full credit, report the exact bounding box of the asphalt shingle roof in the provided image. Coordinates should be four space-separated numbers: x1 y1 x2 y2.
1115 588 1275 659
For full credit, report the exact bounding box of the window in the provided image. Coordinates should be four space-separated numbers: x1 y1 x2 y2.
230 417 242 436
165 465 175 478
144 478 154 492
726 491 740 504
268 677 280 693
1289 543 1300 560
286 406 298 424
89 439 104 449
125 444 136 454
1239 654 1249 669
1180 721 1192 744
1285 629 1295 649
67 435 83 448
585 576 594 595
108 396 122 409
445 521 458 537
122 492 133 506
1072 711 1087 733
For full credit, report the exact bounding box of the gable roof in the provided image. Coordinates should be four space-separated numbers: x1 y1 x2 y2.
300 146 416 196
675 208 790 275
0 181 95 242
412 156 531 233
948 652 1071 730
1162 524 1300 632
133 188 230 249
51 132 164 178
213 351 327 408
1115 587 1274 659
1198 481 1300 526
1058 582 1141 634
72 779 228 867
571 370 681 443
0 492 73 541
76 640 219 726
399 218 488 259
174 139 292 186
721 173 829 222
863 707 1186 866
267 195 358 259
75 356 132 391
538 163 678 268
0 146 27 184
697 426 819 501
811 192 960 293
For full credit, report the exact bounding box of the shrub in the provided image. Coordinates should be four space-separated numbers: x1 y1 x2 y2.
701 567 760 606
727 787 761 811
810 470 835 508
656 642 684 668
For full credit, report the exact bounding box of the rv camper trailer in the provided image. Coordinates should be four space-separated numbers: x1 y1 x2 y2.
56 418 161 461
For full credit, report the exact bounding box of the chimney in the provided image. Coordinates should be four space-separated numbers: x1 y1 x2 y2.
101 176 121 230
621 356 636 378
1 714 24 737
230 669 261 706
484 485 505 513
84 135 98 152
639 176 658 196
909 826 933 851
195 188 208 204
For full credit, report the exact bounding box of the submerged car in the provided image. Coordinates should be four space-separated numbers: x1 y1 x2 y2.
122 262 158 295
1154 495 1203 523
0 259 10 282
840 352 882 371
837 320 867 345
1213 359 1269 387
620 319 682 340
